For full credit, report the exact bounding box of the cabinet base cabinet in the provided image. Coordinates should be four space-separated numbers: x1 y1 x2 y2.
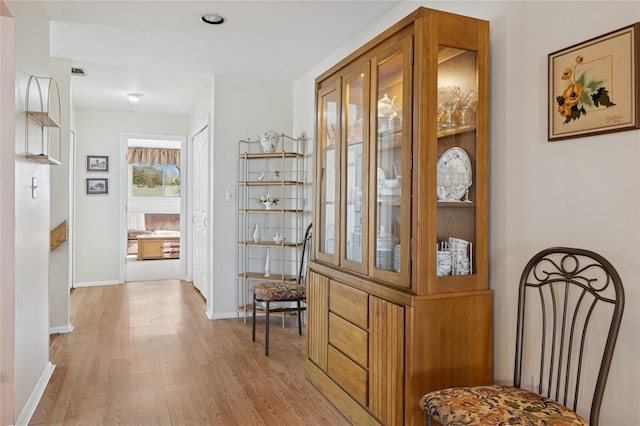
305 267 492 425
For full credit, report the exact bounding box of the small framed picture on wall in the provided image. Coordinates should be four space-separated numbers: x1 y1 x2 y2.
86 155 109 172
86 178 109 195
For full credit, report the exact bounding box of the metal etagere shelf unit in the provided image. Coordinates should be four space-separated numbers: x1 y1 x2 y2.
236 133 307 321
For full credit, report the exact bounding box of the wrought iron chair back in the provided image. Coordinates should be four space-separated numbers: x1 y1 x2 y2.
514 247 624 424
420 247 624 426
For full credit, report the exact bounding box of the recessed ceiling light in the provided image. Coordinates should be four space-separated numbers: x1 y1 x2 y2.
200 14 225 25
127 93 143 104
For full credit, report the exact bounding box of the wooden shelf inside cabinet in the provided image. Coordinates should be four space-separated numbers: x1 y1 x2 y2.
239 273 297 282
239 180 303 186
437 201 476 207
437 124 476 138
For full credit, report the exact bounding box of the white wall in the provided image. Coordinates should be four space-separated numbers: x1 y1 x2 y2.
293 1 640 424
73 108 188 286
10 3 55 423
495 3 640 424
49 57 72 333
208 76 294 318
0 2 16 424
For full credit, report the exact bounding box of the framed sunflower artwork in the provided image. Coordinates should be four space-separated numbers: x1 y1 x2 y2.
548 22 640 141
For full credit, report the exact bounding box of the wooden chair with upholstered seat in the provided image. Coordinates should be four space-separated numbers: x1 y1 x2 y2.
251 222 312 356
420 247 624 426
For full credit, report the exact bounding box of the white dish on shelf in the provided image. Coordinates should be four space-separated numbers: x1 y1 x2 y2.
437 147 472 202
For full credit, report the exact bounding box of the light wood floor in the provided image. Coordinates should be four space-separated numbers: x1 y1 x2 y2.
30 280 350 426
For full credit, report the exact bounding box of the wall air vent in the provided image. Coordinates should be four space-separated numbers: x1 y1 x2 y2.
71 67 86 77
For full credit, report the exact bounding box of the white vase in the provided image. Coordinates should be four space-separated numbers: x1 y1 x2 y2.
253 223 261 242
264 248 271 277
260 130 279 153
262 201 272 210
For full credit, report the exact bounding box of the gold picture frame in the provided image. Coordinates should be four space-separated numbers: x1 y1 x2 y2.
548 23 640 141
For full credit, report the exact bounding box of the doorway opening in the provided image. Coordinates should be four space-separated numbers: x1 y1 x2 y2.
121 135 185 282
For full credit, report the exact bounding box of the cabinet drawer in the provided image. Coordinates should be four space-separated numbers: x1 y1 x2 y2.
328 345 367 406
330 280 368 329
329 313 368 367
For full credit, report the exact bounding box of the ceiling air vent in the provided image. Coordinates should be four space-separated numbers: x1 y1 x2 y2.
71 67 86 77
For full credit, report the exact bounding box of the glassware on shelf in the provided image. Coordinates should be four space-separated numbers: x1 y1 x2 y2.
461 171 472 202
438 86 460 127
437 100 445 128
437 171 472 202
457 89 477 125
437 170 453 201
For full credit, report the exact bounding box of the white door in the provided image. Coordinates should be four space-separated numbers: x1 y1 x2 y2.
191 127 209 297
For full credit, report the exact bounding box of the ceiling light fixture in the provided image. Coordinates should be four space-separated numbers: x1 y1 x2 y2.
200 14 225 25
127 93 143 104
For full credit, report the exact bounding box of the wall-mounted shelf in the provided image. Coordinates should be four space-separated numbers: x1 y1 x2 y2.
25 76 62 165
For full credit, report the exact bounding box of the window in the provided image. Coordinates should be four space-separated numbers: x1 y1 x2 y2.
131 163 180 197
128 145 181 198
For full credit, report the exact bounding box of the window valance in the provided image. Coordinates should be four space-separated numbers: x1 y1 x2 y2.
127 147 180 166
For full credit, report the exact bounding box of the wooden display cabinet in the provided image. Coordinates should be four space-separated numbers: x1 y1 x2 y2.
307 7 492 425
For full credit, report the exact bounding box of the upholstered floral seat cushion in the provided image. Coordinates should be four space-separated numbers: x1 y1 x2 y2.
420 385 588 426
251 282 306 302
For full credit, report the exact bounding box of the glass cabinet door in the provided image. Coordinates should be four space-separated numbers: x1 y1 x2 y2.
341 63 369 274
370 32 412 287
315 79 340 265
435 45 479 279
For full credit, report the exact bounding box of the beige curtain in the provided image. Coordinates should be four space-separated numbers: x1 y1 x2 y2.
127 147 180 165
